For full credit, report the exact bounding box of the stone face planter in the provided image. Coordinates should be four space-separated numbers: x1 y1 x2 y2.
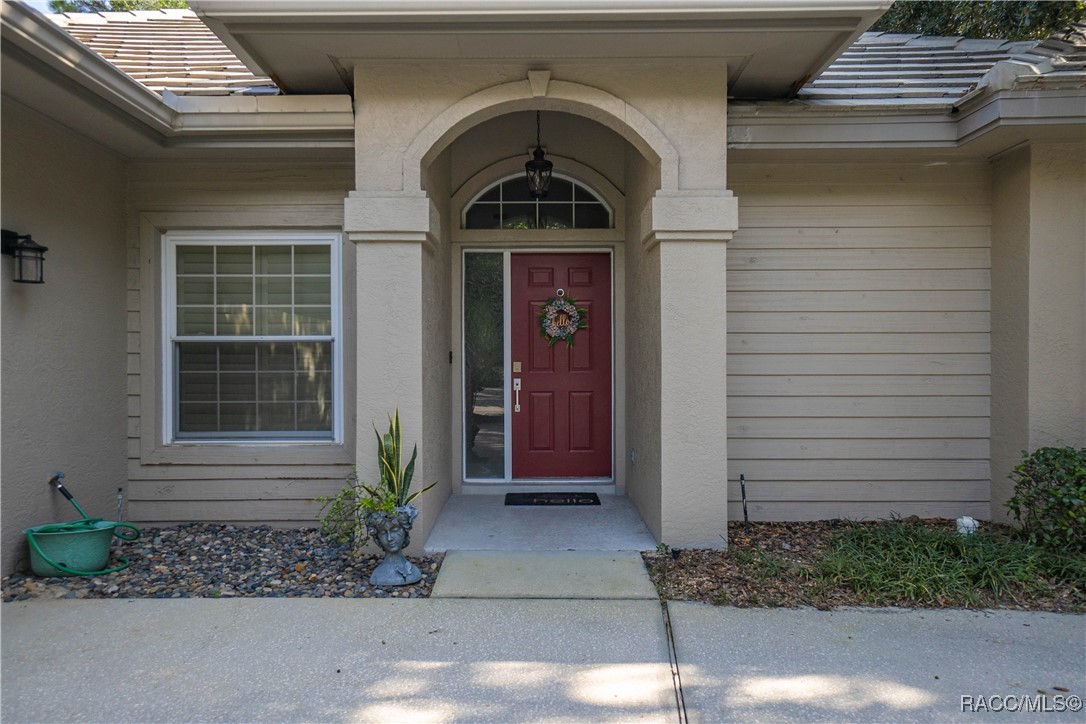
365 505 422 586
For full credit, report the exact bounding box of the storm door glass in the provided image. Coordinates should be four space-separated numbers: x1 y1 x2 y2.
463 252 506 479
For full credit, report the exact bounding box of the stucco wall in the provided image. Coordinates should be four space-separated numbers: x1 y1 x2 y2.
659 239 730 543
990 142 1086 521
416 151 454 545
1 101 127 575
727 159 992 521
123 160 357 525
352 61 725 195
1024 143 1086 452
623 148 663 538
555 62 727 191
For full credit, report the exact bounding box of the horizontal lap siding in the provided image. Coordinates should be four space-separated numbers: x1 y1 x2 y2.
126 163 355 526
727 163 991 521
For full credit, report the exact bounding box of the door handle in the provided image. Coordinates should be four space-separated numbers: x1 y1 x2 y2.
513 378 521 413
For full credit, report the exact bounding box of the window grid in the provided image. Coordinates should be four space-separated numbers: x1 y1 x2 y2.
166 235 338 442
176 341 332 439
175 245 332 338
462 175 613 230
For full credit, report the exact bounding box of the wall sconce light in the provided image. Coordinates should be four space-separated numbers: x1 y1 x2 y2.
525 110 553 199
1 229 48 284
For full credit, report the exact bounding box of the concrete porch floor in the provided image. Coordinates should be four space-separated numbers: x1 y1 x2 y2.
423 494 657 552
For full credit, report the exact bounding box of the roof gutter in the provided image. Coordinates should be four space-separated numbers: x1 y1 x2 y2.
165 92 355 137
1 1 175 134
189 0 890 23
728 88 1086 151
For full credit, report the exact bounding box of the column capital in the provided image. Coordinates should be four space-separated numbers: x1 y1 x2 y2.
641 191 738 249
344 192 438 249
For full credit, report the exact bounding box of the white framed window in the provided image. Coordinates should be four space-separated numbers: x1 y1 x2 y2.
162 232 342 443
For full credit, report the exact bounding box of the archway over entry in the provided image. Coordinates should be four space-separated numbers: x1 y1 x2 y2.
346 63 737 552
405 73 680 195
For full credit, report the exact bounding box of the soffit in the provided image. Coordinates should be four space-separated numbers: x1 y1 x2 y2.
187 0 891 98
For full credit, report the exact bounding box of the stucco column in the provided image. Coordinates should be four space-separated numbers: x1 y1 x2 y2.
344 191 441 546
991 142 1086 521
645 191 738 547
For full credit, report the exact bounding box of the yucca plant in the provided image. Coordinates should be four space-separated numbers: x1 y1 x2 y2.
368 410 436 511
317 410 435 548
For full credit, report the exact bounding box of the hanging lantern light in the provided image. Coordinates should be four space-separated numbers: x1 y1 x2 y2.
525 110 553 199
1 229 48 284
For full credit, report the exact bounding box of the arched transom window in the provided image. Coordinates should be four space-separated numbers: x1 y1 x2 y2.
462 174 613 230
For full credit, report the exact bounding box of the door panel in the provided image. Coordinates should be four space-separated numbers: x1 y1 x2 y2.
511 253 612 478
569 301 594 371
569 392 594 451
529 392 555 451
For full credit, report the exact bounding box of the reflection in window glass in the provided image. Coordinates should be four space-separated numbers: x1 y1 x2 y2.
176 341 332 436
463 253 505 479
539 204 574 230
502 204 537 230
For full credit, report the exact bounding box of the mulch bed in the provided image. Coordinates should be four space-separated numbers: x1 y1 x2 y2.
7 519 1081 612
2 523 442 603
642 520 1086 612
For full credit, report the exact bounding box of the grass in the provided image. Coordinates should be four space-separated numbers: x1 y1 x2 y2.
814 519 1086 608
643 519 1086 611
732 547 794 581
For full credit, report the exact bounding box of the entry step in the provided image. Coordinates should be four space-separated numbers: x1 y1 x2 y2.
430 550 659 600
424 493 657 552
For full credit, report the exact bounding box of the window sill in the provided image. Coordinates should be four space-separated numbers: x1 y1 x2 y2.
140 440 352 467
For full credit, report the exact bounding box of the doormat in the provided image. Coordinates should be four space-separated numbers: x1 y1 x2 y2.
505 492 601 506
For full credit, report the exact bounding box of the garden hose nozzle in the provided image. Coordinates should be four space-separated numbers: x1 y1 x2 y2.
48 471 91 520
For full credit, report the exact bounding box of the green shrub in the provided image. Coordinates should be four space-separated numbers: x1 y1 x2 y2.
1006 446 1086 551
815 519 1085 606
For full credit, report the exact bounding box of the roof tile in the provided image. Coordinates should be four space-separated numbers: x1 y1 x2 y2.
48 9 278 96
796 23 1086 108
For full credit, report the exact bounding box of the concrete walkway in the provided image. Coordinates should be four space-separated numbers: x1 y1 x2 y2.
1 598 677 723
668 604 1085 723
3 552 1084 723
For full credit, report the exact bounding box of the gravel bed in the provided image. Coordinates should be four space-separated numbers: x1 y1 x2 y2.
2 523 443 602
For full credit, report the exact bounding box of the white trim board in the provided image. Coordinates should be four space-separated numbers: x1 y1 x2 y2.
161 230 344 446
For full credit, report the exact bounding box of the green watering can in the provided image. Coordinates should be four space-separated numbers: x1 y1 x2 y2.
24 473 140 577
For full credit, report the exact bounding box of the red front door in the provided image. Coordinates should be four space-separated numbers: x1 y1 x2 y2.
511 253 612 478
